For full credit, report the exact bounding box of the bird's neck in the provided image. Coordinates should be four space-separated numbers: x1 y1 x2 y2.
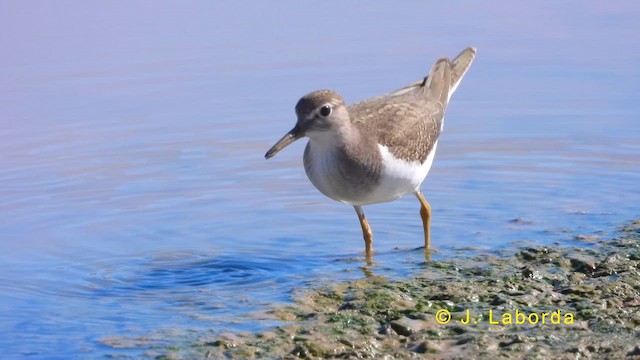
307 123 361 153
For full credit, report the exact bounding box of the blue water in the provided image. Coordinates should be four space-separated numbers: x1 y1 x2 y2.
1 2 639 358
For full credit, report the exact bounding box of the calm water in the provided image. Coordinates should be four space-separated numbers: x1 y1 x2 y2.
1 2 639 358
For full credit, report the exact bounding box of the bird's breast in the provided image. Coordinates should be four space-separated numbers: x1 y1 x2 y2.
302 140 438 206
303 139 381 205
303 142 351 203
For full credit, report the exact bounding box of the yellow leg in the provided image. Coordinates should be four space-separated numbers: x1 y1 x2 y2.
353 205 373 256
415 191 431 250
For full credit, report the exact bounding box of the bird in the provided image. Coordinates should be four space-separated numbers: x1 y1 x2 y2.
265 47 476 256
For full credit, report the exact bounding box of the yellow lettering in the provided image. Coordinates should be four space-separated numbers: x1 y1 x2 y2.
564 312 574 324
502 312 512 325
489 309 500 324
541 312 548 324
515 309 526 324
460 309 470 325
529 313 539 324
551 310 561 324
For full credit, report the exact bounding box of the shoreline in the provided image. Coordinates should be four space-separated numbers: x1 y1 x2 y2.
144 220 640 358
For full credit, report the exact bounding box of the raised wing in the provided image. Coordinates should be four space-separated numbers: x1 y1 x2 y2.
349 58 451 163
388 47 476 101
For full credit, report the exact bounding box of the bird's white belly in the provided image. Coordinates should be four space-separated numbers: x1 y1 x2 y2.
306 140 438 206
358 141 438 205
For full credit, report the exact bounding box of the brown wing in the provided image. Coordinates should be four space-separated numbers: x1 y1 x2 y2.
348 57 451 163
349 99 442 163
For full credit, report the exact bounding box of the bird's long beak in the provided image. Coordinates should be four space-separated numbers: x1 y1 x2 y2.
265 125 303 159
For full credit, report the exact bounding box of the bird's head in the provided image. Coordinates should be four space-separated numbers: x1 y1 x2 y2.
265 90 349 159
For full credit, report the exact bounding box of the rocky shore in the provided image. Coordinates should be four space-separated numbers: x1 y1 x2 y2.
160 220 640 359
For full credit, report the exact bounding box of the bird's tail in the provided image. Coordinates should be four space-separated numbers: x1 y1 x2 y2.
388 47 476 101
448 47 476 101
424 57 452 110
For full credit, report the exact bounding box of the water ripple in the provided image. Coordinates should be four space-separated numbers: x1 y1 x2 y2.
92 252 304 295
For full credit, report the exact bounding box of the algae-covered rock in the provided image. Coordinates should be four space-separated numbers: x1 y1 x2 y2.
170 220 640 359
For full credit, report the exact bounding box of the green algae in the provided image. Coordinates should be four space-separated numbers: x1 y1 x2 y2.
119 220 640 359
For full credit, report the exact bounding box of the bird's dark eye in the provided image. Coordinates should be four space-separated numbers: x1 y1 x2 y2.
320 105 332 117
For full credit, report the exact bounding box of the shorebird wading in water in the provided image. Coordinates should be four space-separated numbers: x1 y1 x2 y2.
265 47 476 256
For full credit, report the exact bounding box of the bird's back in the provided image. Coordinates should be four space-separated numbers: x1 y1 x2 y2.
347 57 453 164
